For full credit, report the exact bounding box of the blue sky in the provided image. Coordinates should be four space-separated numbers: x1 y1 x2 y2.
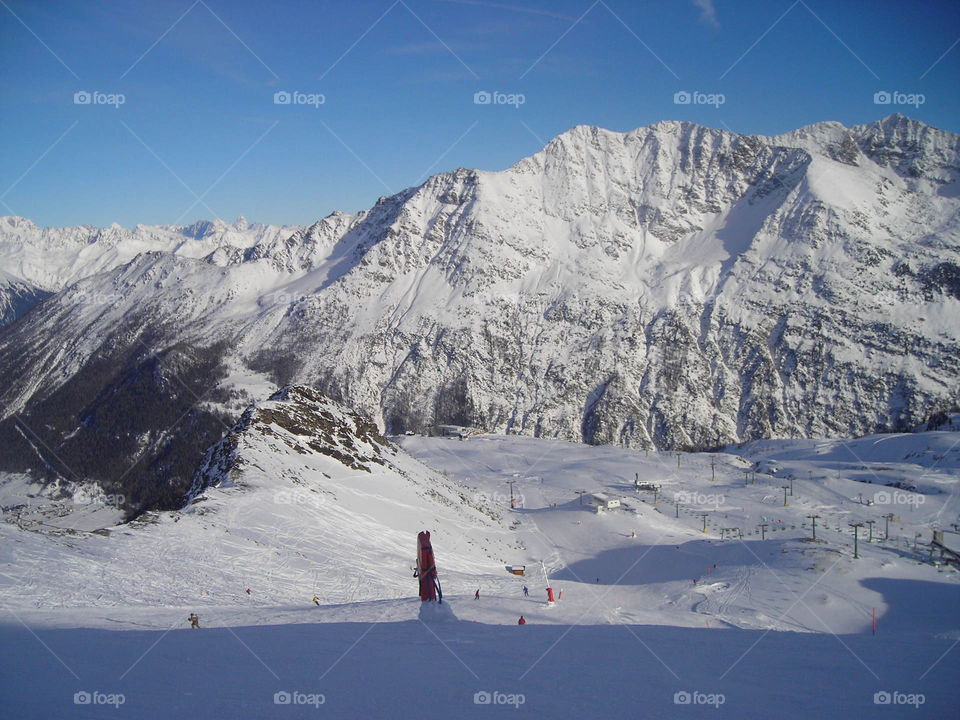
1 0 958 228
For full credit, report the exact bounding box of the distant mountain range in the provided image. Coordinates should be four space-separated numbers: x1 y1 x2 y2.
0 113 957 514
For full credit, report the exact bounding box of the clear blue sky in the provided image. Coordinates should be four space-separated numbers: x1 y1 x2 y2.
1 0 958 228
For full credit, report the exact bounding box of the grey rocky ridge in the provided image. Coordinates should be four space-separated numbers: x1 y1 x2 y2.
0 114 957 514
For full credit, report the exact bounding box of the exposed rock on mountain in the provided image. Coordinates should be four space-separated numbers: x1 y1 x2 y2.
0 114 957 512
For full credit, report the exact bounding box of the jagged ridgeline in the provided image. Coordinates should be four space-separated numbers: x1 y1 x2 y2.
0 114 957 513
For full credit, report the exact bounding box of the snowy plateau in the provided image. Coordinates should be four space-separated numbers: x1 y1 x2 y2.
0 115 958 719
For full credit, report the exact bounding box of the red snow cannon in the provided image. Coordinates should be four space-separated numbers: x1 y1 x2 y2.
416 531 443 603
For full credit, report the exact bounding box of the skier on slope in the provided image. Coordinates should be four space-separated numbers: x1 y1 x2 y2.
523 586 529 597
312 596 320 606
475 588 480 600
518 616 526 625
188 613 200 629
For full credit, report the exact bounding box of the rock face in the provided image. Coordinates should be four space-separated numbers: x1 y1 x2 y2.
0 114 958 511
189 385 394 500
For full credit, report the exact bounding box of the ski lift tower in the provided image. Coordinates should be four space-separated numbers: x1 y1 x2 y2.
540 560 555 606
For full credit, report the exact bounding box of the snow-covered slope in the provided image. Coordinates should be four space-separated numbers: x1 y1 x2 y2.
0 115 957 513
4 419 956 625
1 414 957 718
0 268 50 326
0 386 512 607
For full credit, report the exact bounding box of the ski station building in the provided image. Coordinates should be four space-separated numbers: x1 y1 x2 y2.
589 493 620 512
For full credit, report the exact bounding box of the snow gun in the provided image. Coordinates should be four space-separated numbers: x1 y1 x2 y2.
415 531 443 603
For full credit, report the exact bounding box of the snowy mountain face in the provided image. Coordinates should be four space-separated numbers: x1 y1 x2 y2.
0 214 302 297
0 268 50 326
0 385 511 606
0 114 958 513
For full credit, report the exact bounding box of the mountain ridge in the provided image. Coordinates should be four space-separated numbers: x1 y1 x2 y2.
0 114 957 513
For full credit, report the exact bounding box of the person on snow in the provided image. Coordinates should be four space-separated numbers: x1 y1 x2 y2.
188 613 200 629
474 588 480 600
523 586 529 597
312 596 320 606
518 616 526 625
245 588 252 595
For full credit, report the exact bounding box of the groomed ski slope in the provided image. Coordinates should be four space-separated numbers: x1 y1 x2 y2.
1 429 958 718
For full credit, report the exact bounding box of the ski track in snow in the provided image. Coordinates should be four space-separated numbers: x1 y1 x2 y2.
1 428 958 718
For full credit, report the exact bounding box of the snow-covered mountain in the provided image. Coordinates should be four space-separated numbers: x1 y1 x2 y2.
0 114 957 513
0 385 511 606
0 214 302 299
0 268 50 326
